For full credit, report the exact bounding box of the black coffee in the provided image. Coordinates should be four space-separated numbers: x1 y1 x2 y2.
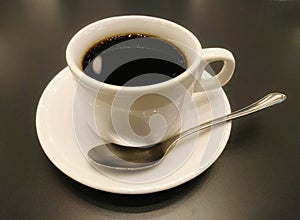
82 33 187 86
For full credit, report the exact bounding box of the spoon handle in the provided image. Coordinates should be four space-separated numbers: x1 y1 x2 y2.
178 92 287 140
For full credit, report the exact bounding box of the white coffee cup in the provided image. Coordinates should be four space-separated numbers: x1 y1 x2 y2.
66 15 235 147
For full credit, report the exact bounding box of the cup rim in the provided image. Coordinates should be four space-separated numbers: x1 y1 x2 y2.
66 15 202 94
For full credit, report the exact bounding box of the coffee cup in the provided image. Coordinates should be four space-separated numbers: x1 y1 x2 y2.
66 15 235 147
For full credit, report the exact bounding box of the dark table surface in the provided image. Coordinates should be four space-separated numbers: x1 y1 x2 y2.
1 1 299 219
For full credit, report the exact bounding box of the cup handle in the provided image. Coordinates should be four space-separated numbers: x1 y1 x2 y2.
193 48 235 92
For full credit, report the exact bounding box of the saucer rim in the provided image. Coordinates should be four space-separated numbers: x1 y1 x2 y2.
36 67 232 194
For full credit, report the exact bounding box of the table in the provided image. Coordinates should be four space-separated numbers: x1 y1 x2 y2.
1 1 299 219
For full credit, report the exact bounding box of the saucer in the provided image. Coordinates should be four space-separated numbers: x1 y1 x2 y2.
36 67 231 194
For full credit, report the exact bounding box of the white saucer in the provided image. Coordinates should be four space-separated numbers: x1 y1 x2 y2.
36 67 231 194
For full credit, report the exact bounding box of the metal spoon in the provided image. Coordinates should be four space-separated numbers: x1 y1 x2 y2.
88 92 286 170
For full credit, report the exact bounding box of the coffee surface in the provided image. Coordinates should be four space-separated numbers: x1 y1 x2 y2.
82 34 187 86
